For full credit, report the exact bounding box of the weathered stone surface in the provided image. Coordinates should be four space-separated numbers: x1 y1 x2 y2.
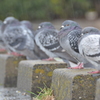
17 60 67 96
0 54 26 87
51 68 100 100
95 78 100 100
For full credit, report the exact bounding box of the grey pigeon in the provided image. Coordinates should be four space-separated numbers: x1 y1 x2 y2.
58 20 94 69
78 27 100 73
60 20 80 30
0 20 6 51
35 29 59 59
21 20 34 32
38 22 55 30
2 24 39 60
2 16 20 33
33 22 57 60
35 27 77 66
35 22 55 35
20 20 35 39
3 16 19 24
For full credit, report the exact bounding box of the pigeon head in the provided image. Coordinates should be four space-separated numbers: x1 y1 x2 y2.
3 26 29 50
38 22 55 30
81 27 100 36
3 16 19 25
60 20 80 30
21 20 34 31
58 21 81 38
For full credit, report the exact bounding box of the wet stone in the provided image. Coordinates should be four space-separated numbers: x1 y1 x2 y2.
0 54 26 87
17 60 67 96
51 68 100 100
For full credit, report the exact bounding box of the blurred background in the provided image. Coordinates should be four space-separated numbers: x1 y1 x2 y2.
1 0 100 29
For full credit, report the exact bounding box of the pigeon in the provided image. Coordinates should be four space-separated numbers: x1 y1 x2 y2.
3 16 19 25
35 22 78 64
35 22 56 35
37 22 55 30
35 26 77 66
21 20 34 32
60 20 80 30
2 23 39 60
35 28 59 59
58 20 94 69
20 20 35 39
0 20 6 52
2 16 20 34
34 22 57 60
78 27 100 74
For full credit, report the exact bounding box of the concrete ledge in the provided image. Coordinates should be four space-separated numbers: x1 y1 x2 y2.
17 60 67 96
51 68 100 100
95 78 100 100
0 54 26 87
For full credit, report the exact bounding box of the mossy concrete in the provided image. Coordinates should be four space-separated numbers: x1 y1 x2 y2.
0 54 26 87
51 68 100 100
95 78 100 100
17 60 67 96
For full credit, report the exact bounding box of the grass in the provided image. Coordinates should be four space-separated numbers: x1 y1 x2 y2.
27 86 55 100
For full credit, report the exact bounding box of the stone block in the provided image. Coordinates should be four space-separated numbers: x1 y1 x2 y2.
95 78 100 100
17 60 67 96
51 68 100 100
0 54 26 87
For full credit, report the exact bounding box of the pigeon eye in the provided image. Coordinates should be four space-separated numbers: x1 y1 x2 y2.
86 31 88 33
66 24 69 26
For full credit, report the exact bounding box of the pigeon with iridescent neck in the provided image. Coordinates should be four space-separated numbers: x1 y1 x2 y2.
34 22 58 61
20 20 35 39
2 16 20 34
3 16 19 24
78 27 100 74
35 22 56 35
60 20 80 30
35 24 77 65
2 23 39 60
0 20 6 52
58 20 94 69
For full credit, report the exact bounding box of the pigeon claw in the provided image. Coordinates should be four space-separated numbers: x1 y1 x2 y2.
42 58 55 61
68 63 84 69
88 70 100 74
10 52 24 56
0 49 6 52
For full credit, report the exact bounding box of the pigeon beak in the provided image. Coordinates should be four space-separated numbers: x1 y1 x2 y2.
60 25 64 30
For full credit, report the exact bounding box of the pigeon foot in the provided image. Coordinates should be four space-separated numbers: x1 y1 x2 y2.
10 52 24 56
0 49 6 52
68 63 84 69
88 70 100 74
42 58 55 61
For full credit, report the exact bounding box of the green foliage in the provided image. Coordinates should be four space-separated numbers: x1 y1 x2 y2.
0 0 52 20
27 87 54 100
0 0 94 20
50 0 91 18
